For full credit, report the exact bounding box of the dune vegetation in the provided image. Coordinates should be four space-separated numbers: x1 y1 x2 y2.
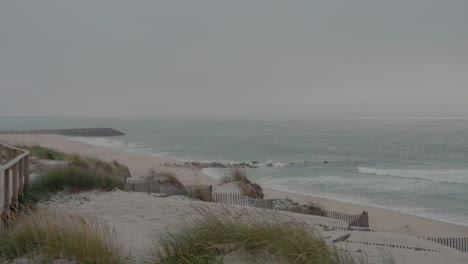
152 209 365 264
22 167 124 205
0 208 126 264
221 167 264 199
15 144 66 161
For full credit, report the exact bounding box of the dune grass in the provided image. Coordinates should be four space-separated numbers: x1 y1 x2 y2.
221 167 264 199
0 208 125 264
155 170 184 189
23 167 124 205
186 187 213 202
15 144 66 160
221 167 251 185
67 153 131 180
152 209 364 264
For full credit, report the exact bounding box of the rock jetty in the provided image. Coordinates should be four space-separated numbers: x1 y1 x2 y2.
0 128 125 137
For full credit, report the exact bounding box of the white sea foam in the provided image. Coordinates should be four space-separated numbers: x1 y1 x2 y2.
359 166 468 184
202 168 227 180
69 137 130 150
69 136 162 156
259 160 288 168
263 182 468 227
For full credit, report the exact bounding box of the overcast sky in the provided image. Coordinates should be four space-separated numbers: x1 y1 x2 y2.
1 0 467 118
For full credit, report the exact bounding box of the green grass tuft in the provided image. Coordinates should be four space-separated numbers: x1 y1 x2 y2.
152 209 364 264
15 145 65 160
23 167 124 205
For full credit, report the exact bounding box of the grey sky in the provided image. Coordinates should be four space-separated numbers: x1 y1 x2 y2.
1 0 467 117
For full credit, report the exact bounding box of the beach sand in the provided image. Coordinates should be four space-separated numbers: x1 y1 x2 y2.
1 134 468 263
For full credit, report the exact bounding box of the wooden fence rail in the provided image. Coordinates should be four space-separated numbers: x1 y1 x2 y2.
0 143 30 216
212 192 273 209
419 236 468 252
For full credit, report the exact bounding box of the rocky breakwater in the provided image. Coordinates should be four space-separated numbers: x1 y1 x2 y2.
0 128 125 137
183 161 260 169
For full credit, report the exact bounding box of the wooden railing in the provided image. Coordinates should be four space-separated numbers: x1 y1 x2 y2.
0 143 30 213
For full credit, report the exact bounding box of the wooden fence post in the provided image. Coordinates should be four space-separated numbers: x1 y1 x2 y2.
23 155 29 188
3 169 10 211
18 158 23 196
12 163 18 207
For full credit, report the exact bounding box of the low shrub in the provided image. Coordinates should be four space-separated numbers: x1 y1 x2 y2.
0 208 125 264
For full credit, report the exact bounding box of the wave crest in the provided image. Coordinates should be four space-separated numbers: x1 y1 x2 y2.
358 166 468 184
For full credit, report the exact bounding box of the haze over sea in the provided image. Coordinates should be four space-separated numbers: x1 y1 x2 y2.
1 116 467 226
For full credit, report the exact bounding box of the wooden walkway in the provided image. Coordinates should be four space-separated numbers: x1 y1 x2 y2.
0 143 30 214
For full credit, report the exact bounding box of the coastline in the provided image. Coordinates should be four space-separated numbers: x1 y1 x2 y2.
1 133 467 237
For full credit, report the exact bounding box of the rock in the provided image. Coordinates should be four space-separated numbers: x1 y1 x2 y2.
266 162 274 167
210 162 226 168
252 161 260 164
323 161 329 164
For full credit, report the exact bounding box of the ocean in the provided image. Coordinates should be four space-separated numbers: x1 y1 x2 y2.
1 116 467 226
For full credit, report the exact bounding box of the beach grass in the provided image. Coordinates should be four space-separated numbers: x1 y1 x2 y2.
186 187 213 202
15 144 66 160
67 153 131 180
0 208 125 264
222 167 264 199
221 167 251 184
23 167 124 204
152 208 364 264
157 170 184 189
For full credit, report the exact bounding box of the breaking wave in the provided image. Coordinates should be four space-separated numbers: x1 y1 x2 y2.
359 167 468 184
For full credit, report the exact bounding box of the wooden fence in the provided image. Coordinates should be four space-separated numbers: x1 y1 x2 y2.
419 236 468 252
126 180 213 197
275 207 369 227
212 192 273 209
0 143 30 215
125 179 365 225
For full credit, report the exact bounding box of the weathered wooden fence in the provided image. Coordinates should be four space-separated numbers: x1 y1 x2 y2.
275 207 369 227
0 143 30 215
212 192 273 209
125 179 366 225
419 236 468 252
126 179 213 197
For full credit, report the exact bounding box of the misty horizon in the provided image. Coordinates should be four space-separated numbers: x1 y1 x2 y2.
1 1 468 117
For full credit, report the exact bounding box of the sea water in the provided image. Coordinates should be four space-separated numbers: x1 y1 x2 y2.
1 116 467 226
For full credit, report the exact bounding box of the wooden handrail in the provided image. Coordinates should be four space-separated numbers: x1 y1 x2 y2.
0 143 30 171
1 142 30 213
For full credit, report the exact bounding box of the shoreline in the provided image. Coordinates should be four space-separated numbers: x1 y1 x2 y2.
1 133 467 237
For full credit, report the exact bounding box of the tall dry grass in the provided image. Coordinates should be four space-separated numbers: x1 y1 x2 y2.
0 208 125 264
151 208 365 264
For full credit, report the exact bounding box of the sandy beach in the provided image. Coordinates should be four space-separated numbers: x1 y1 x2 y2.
1 133 467 237
1 134 468 263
